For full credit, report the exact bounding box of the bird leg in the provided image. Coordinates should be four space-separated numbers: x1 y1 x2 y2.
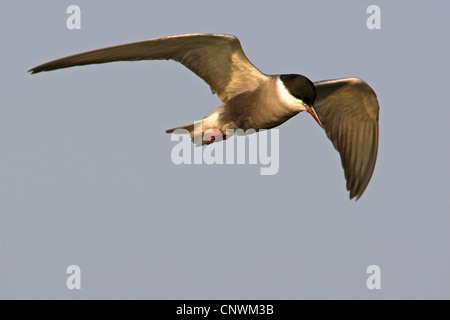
204 129 226 144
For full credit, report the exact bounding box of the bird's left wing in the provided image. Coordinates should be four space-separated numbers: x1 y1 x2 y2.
29 34 267 102
314 78 379 200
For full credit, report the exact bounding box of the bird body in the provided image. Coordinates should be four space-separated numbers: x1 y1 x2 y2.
29 33 379 199
169 75 312 142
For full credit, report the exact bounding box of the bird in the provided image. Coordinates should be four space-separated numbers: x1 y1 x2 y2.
29 33 379 200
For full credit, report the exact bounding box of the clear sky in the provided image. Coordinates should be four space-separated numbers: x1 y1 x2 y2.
0 0 449 299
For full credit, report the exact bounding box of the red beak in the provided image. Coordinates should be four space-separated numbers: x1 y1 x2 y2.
305 105 322 127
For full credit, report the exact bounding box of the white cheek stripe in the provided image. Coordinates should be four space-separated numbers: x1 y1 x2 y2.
276 77 306 111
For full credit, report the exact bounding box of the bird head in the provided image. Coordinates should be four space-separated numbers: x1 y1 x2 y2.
280 74 322 127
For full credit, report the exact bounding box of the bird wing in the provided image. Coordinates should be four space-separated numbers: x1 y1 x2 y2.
313 78 379 200
29 33 267 102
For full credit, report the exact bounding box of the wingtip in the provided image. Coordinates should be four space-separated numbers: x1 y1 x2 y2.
348 187 363 201
349 188 366 201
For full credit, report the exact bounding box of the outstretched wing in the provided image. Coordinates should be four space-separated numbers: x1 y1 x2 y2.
314 78 379 200
29 34 267 102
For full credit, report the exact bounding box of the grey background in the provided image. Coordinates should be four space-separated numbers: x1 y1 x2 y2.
1 0 449 299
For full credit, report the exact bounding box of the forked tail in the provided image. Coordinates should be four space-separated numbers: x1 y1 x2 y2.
166 122 226 146
165 123 195 137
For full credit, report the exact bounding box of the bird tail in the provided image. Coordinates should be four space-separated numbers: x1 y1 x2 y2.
166 122 204 145
166 122 224 146
165 123 195 136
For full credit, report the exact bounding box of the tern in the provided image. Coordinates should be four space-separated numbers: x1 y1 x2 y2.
29 34 379 199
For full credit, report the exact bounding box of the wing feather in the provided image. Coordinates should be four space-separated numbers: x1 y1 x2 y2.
314 78 379 199
29 34 267 102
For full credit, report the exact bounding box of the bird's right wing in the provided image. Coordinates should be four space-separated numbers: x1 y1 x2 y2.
29 34 267 102
314 78 379 200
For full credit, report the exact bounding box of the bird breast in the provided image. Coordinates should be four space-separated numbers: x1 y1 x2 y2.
216 78 302 131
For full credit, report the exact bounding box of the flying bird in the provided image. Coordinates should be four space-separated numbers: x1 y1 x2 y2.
29 34 379 199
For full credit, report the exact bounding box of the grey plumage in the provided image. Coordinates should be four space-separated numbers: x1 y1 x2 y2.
29 34 265 102
29 33 379 200
314 79 379 200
